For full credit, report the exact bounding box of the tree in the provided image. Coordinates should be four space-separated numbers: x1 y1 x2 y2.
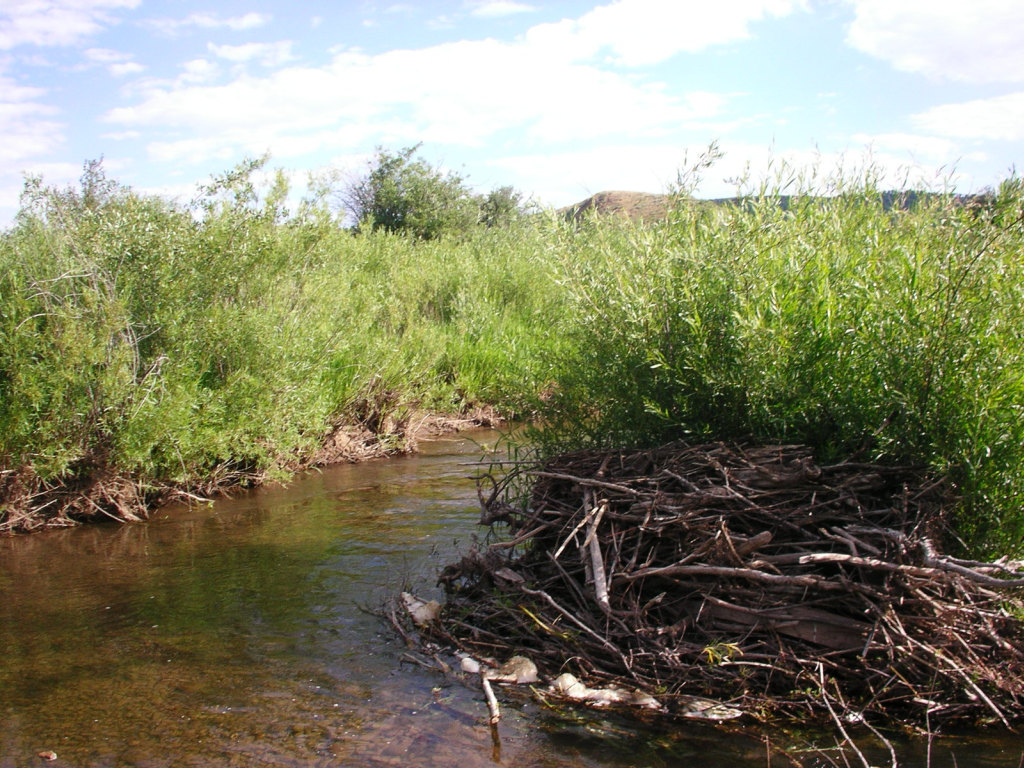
479 185 526 228
340 144 479 239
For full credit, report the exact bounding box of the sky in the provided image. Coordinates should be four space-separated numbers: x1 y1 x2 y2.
1 0 1022 224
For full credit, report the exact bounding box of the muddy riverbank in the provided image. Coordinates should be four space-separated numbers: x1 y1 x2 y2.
0 407 503 535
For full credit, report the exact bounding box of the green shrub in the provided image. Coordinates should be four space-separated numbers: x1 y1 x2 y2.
532 169 1024 556
4 154 1022 556
340 144 481 240
0 158 558 511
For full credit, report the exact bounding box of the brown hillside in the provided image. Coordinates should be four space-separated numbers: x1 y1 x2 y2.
560 190 670 222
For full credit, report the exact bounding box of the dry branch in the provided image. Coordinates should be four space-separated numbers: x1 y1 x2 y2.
429 440 1024 728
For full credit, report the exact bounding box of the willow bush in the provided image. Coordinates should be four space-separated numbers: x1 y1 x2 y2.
532 171 1024 556
3 155 1022 556
0 159 557 512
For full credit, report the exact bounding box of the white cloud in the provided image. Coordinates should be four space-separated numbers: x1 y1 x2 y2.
0 74 63 164
0 179 24 218
93 0 815 194
525 0 803 67
100 0 807 171
488 143 690 206
468 1 537 18
0 116 64 165
0 61 67 224
109 60 144 77
208 41 295 67
0 0 139 49
101 129 140 140
845 0 1024 83
220 12 271 31
146 135 241 165
912 93 1024 141
143 11 271 36
426 14 458 30
103 31 734 167
180 58 219 84
849 132 961 164
83 47 144 76
84 47 127 64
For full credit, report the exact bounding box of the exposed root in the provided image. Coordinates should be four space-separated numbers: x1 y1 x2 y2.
1 407 505 535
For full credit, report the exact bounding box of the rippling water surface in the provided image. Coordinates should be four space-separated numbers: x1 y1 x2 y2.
1 429 1020 767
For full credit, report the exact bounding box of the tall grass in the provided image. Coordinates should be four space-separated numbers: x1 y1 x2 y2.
0 160 558 516
531 166 1024 555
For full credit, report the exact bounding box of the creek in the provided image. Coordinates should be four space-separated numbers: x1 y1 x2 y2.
0 429 1019 767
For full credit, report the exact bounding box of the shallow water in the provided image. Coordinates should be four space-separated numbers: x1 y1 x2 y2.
0 429 1020 767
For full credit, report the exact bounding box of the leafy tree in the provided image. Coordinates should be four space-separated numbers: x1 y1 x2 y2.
479 185 527 228
340 144 480 239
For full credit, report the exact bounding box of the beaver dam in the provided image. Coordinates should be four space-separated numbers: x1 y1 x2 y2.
406 441 1024 730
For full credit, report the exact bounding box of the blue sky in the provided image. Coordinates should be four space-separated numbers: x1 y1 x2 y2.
1 0 1022 224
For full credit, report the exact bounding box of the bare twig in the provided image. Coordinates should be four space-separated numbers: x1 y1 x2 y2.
481 673 501 725
423 440 1024 729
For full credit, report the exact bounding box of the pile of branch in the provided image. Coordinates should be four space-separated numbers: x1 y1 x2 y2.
430 441 1024 727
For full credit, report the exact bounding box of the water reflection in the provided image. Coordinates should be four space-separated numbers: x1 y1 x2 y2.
0 430 1020 767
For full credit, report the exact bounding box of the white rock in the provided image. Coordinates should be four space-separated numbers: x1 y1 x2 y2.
549 672 661 710
484 655 539 684
400 592 441 626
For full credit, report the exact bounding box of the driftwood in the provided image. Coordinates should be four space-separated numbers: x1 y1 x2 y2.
428 441 1024 728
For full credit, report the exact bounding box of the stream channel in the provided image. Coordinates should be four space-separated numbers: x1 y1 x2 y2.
1 428 1021 767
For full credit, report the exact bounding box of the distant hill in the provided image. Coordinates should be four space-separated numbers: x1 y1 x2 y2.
559 190 671 222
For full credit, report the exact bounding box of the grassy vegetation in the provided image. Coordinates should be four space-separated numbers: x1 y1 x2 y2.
2 155 1022 555
0 158 558 528
533 165 1024 556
